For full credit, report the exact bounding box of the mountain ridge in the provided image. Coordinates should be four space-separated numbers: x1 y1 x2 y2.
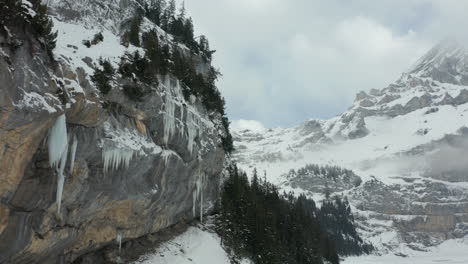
233 39 468 256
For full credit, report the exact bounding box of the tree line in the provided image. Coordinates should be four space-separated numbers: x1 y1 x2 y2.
91 1 234 153
216 166 373 264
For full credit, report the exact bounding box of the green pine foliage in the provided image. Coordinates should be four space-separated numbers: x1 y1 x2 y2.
120 3 234 153
83 32 104 48
218 166 336 264
221 117 235 153
144 0 215 57
319 197 374 256
31 1 58 54
0 1 27 26
0 0 57 58
122 83 147 101
217 166 372 264
128 15 142 46
118 51 154 101
91 32 104 45
91 58 115 95
142 30 162 70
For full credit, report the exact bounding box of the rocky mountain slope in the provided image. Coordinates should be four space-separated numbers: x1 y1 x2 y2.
233 38 468 257
0 1 228 263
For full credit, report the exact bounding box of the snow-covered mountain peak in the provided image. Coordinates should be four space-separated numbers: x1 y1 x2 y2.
405 38 468 85
233 39 468 256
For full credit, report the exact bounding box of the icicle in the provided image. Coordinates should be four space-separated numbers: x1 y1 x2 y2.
48 114 69 214
56 138 68 214
200 174 204 223
56 170 65 213
187 111 198 154
69 134 78 173
163 77 176 144
102 148 134 173
116 233 122 253
162 151 172 165
181 103 185 121
192 190 197 217
48 114 68 168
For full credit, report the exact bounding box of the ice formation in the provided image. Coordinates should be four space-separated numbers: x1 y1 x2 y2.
48 114 69 214
69 134 78 172
102 148 134 173
200 175 204 223
48 114 68 168
160 77 204 154
186 111 199 154
193 174 206 222
116 233 123 252
162 151 172 165
163 78 176 144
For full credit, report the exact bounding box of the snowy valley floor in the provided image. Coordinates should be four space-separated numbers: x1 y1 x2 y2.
343 237 468 264
133 225 468 264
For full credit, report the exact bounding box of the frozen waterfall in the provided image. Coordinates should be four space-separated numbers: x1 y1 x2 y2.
193 174 206 222
48 114 68 168
48 114 70 214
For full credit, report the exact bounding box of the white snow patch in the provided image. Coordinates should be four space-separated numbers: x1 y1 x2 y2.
344 236 468 264
133 227 232 264
53 19 143 76
14 91 57 113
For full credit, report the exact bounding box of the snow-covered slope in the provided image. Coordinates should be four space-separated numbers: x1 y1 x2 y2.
233 39 468 259
133 225 251 264
134 226 232 264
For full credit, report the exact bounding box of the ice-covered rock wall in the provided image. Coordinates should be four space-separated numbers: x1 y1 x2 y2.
0 1 227 263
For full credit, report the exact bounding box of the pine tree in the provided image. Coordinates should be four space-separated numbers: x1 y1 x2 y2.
217 166 346 264
30 0 58 56
91 58 115 95
178 1 186 21
159 44 171 75
161 0 175 31
183 18 197 51
221 115 234 153
142 30 161 72
0 0 24 26
128 15 142 46
198 35 215 62
146 0 166 26
167 0 176 30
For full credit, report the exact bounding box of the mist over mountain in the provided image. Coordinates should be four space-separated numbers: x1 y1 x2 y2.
2 1 468 264
233 38 468 262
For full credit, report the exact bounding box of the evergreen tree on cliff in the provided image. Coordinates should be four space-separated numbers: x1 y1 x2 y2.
31 0 58 55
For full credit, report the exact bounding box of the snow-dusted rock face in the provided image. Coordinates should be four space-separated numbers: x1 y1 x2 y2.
0 1 226 263
234 39 468 256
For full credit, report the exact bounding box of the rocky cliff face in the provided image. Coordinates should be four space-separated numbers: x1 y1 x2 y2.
0 1 226 263
233 39 468 255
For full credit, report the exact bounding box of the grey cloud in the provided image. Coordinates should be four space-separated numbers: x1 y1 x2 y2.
181 0 467 127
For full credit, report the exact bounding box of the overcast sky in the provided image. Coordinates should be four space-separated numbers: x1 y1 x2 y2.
180 0 468 127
